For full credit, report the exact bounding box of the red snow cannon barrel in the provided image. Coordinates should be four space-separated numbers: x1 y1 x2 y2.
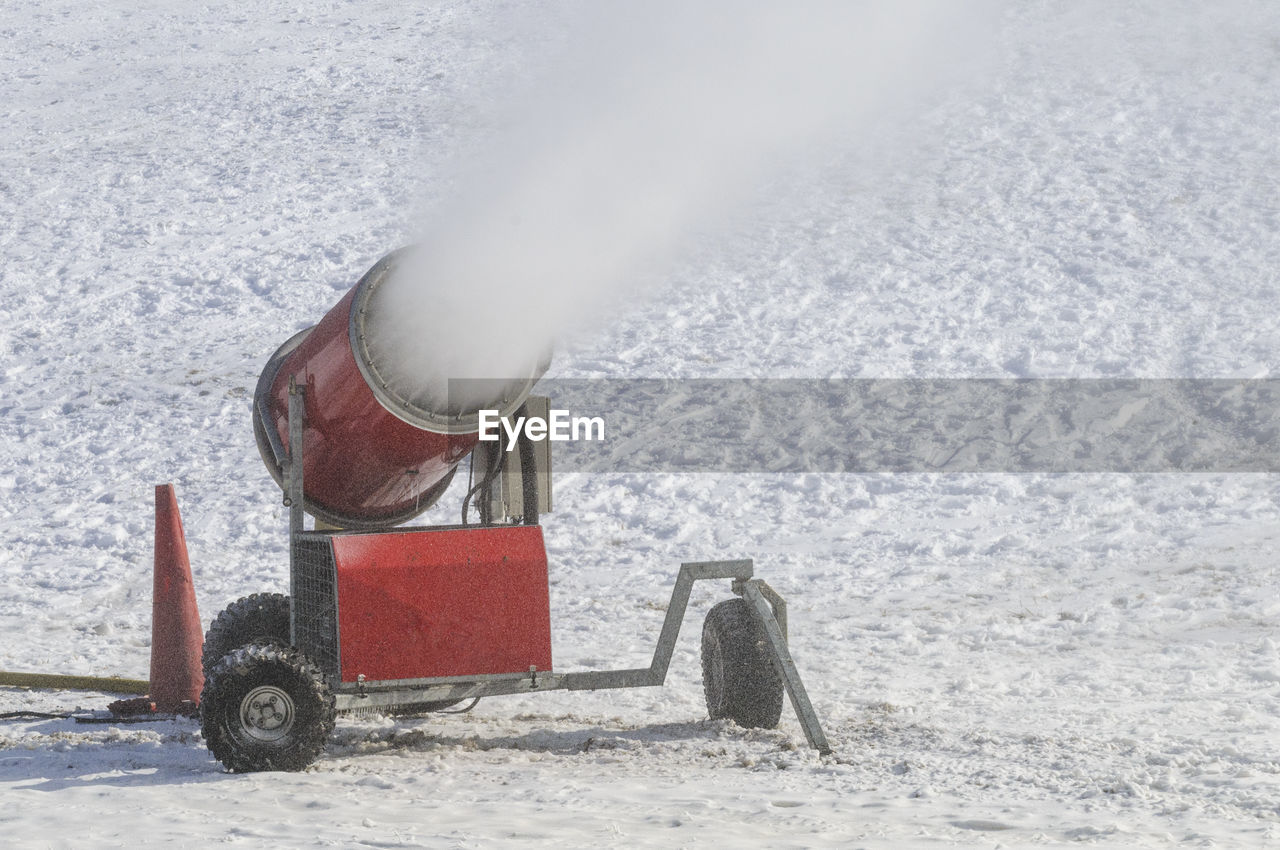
253 248 548 529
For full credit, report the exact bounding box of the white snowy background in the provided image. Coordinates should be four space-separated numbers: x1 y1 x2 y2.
2 0 1279 846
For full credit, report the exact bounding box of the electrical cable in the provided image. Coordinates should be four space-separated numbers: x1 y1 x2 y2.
433 697 481 714
460 427 504 525
0 711 71 721
0 710 185 724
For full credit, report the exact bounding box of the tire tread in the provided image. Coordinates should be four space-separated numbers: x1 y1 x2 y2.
701 598 785 729
200 643 334 772
202 592 291 675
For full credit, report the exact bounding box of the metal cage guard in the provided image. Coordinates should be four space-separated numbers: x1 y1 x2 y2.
283 381 831 755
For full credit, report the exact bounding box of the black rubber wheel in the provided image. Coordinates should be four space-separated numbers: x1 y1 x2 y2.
701 599 784 729
200 643 335 773
203 593 292 675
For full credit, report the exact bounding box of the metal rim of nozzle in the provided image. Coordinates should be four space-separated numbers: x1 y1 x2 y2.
347 247 551 436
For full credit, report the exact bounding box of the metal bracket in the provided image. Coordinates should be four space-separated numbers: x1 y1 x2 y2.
733 576 787 641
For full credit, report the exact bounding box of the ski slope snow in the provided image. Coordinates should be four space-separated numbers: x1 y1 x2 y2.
1 1 1279 846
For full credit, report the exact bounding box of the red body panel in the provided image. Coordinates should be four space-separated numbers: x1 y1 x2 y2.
265 288 478 525
331 525 552 683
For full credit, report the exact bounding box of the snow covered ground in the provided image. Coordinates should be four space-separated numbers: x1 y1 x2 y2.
2 0 1279 846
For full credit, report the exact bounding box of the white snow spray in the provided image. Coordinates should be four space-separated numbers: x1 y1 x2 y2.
366 0 1001 405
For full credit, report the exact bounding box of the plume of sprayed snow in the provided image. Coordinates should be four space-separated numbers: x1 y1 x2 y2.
365 0 1001 409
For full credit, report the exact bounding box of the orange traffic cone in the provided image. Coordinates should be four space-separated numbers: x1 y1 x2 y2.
110 484 204 716
149 483 204 713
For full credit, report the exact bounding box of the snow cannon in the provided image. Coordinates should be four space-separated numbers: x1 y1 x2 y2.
253 248 549 529
199 248 830 773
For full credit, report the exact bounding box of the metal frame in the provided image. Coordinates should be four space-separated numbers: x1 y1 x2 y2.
254 327 312 475
287 378 306 645
282 382 831 755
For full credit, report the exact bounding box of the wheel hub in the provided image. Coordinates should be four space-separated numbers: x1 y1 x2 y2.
239 685 296 742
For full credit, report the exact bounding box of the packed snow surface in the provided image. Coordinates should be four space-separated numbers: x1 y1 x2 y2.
2 0 1279 846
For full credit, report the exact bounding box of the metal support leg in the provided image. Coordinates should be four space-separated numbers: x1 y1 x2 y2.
286 378 306 645
738 580 832 756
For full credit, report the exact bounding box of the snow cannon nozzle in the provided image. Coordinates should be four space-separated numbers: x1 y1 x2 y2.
252 248 549 529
